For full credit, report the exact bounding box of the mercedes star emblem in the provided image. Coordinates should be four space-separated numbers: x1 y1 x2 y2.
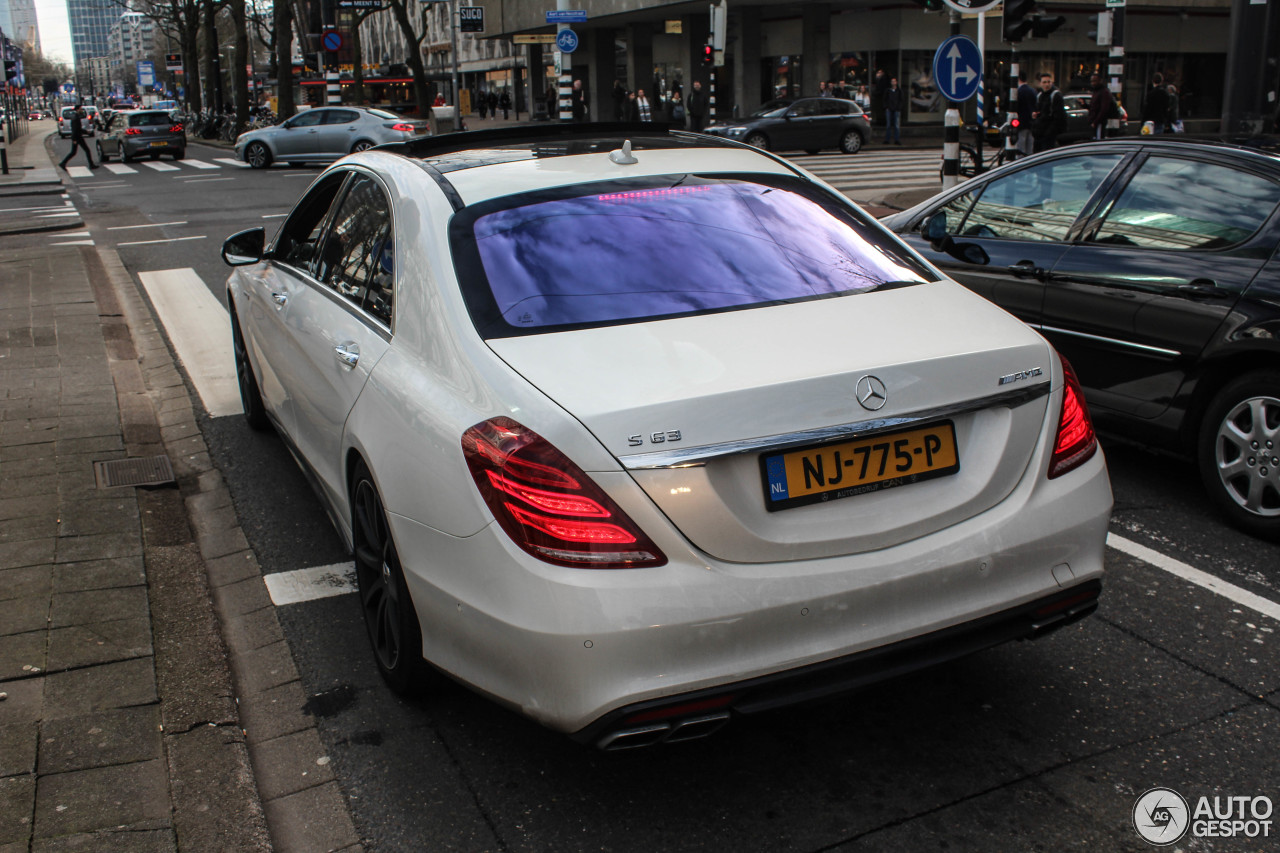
856 375 888 411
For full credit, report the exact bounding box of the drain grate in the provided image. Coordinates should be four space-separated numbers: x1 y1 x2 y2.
94 455 176 489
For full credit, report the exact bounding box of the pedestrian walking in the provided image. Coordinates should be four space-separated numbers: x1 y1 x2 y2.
612 79 629 121
687 80 707 131
1015 72 1037 158
477 90 488 119
1088 74 1112 140
625 89 656 122
58 105 97 171
818 81 832 98
571 80 587 122
872 69 889 126
499 90 511 120
486 91 499 120
883 77 902 145
1142 73 1170 135
1167 83 1183 133
1031 72 1066 152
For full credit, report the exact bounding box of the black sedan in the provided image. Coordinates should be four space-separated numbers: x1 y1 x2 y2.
882 138 1280 540
703 97 869 154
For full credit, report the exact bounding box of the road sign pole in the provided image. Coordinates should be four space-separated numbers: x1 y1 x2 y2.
976 11 985 169
450 0 461 119
557 0 572 122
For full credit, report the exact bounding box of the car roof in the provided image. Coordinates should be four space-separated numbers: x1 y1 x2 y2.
376 123 803 208
1070 135 1280 165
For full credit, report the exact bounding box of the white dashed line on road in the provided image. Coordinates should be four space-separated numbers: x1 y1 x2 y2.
102 163 137 174
116 235 206 247
108 221 188 230
140 161 181 171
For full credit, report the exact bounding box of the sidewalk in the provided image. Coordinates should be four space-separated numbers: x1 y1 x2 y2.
0 125 358 852
0 127 84 238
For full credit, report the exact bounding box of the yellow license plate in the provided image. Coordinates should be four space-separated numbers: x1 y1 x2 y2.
761 422 959 511
150 141 167 147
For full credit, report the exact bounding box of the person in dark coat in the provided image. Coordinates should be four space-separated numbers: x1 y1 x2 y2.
883 77 902 144
59 105 97 170
498 90 511 120
686 81 707 131
486 91 498 118
612 79 628 121
1032 72 1066 152
571 79 586 121
477 89 487 118
1088 74 1112 140
872 69 889 126
1014 71 1037 158
1142 72 1170 134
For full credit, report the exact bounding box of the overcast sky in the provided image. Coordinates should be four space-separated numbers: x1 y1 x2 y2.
35 0 73 65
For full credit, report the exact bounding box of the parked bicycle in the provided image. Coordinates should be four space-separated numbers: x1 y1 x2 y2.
939 116 1019 182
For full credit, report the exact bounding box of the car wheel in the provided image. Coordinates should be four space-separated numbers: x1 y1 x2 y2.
95 141 108 163
149 152 160 161
351 460 430 695
230 308 269 431
245 141 271 169
351 140 374 153
840 129 864 154
804 149 820 155
172 150 184 160
743 132 769 151
1197 371 1280 540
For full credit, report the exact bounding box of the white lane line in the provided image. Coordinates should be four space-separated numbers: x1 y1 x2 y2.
51 230 91 237
0 204 75 213
214 158 250 168
141 161 180 172
178 159 220 169
178 177 234 184
103 163 137 174
116 235 206 247
1107 533 1280 623
82 183 128 189
37 212 80 218
280 172 315 177
66 166 93 178
50 239 95 246
264 563 357 606
108 221 188 230
136 268 241 417
261 213 288 218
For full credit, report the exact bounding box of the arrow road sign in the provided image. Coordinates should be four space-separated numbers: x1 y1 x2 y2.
933 35 982 103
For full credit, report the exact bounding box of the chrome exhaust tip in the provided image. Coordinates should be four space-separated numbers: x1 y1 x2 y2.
596 711 732 750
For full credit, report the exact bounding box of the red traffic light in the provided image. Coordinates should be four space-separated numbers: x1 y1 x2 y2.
702 43 713 64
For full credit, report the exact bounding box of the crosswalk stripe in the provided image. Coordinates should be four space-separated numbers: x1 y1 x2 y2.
103 163 138 174
50 239 95 246
140 161 180 171
136 268 241 418
214 158 250 168
66 166 92 178
781 150 943 202
178 159 220 170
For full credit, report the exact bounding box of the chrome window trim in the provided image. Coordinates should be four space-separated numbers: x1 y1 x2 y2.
1031 324 1180 358
620 383 1052 470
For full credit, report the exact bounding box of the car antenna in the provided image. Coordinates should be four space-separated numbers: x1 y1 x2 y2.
609 139 638 165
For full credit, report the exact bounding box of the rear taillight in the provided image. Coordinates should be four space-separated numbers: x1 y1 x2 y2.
170 123 183 133
1047 357 1097 479
462 417 667 568
390 122 415 132
125 128 142 136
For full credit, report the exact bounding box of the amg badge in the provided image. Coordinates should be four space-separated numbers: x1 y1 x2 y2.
998 367 1043 386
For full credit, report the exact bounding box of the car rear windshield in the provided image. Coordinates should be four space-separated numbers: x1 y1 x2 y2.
129 112 173 127
451 175 933 338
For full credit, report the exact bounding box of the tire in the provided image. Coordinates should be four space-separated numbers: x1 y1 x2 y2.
245 141 271 169
1197 371 1280 540
149 153 160 161
839 130 864 154
958 145 979 178
804 148 820 155
95 141 108 163
351 140 374 153
744 132 769 151
172 150 184 160
230 309 270 431
351 460 431 695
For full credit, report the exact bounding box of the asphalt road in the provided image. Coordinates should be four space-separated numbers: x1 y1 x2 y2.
21 139 1280 851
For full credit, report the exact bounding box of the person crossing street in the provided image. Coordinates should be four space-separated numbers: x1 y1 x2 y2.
59 105 97 170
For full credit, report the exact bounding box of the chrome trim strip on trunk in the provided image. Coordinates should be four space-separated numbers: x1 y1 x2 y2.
619 383 1052 470
1030 324 1181 358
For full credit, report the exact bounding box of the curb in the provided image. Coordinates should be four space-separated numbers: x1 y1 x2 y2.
0 184 66 197
0 220 84 236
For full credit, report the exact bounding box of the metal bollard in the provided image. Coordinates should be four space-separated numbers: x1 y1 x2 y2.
942 108 960 189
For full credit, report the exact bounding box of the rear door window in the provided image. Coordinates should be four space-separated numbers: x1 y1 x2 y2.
961 154 1124 242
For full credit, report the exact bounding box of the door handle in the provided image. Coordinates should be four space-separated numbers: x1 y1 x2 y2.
1175 279 1229 299
334 342 360 368
271 291 288 306
1007 260 1046 280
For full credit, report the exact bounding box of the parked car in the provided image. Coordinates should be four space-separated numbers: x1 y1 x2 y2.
703 97 870 154
883 137 1280 540
220 124 1110 747
233 106 430 168
95 109 185 162
1060 93 1129 142
57 105 97 138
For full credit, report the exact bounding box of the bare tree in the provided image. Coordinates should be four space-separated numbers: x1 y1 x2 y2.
272 0 294 117
384 0 432 117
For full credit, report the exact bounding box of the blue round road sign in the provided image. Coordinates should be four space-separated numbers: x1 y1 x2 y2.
555 28 579 54
322 30 343 52
933 35 982 103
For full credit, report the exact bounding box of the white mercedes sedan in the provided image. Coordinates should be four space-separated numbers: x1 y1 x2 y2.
221 125 1112 749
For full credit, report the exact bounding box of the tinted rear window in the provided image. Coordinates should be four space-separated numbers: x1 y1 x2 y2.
451 175 932 338
129 112 173 127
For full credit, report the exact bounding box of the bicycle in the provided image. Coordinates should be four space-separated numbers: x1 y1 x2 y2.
939 117 1019 181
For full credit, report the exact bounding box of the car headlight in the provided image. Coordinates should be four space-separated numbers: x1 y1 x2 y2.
723 126 749 137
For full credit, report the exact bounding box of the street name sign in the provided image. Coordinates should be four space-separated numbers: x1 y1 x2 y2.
337 0 385 8
933 35 982 103
546 10 587 23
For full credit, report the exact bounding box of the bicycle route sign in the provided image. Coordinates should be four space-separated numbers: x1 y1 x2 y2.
933 35 982 103
555 28 579 53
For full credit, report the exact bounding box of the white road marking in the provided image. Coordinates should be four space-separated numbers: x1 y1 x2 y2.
178 159 219 169
51 230 91 237
214 158 250 168
178 177 234 184
116 235 206 247
37 212 80 218
81 183 128 190
140 161 180 172
0 205 70 213
280 172 315 177
66 166 93 178
136 268 241 417
264 563 357 606
261 213 288 218
1107 533 1280 623
50 239 95 246
108 221 188 230
103 163 137 174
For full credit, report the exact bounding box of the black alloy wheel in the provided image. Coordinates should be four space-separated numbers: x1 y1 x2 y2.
744 132 769 151
245 141 271 169
840 129 864 154
1198 370 1280 541
352 461 429 695
230 309 269 431
351 140 374 153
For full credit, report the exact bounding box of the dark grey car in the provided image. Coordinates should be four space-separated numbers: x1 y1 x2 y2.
97 110 186 162
703 98 870 154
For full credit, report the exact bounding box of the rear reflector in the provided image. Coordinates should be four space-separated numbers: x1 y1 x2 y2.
1048 356 1098 479
463 417 667 569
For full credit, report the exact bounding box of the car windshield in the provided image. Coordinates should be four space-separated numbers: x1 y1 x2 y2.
453 175 933 337
750 99 793 118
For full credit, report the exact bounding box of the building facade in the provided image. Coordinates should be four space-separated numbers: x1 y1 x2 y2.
107 11 155 95
67 0 116 80
87 54 109 97
0 0 40 54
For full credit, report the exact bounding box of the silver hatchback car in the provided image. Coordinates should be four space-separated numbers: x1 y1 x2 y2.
234 106 430 168
96 109 186 162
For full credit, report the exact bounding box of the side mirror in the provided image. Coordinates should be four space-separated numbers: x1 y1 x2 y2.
923 211 950 245
922 211 990 266
222 227 266 266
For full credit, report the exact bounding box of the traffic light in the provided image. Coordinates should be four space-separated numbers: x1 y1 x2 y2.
702 43 713 65
1088 11 1113 45
1002 0 1036 42
1029 14 1066 38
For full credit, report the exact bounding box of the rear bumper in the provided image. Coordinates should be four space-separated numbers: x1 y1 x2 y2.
123 139 184 157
